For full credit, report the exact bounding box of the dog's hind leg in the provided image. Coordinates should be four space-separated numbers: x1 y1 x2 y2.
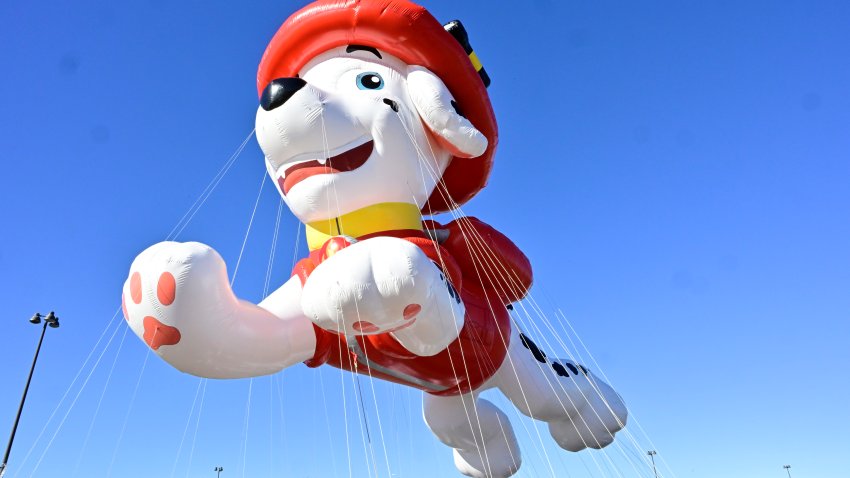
491 327 628 452
423 392 521 478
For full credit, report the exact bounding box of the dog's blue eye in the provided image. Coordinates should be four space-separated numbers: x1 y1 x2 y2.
356 72 384 90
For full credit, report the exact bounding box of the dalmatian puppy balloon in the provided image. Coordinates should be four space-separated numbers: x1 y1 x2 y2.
122 1 627 476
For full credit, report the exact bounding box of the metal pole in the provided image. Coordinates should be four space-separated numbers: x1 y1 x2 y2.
784 465 792 478
648 450 659 478
0 321 49 478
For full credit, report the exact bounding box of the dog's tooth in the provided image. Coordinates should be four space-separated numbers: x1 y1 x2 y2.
318 157 328 165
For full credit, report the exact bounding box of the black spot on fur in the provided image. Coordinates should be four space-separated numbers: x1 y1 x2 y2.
446 282 461 304
450 100 465 117
519 333 547 363
552 362 570 377
443 279 458 303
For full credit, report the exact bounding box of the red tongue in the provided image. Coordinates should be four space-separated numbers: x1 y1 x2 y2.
281 140 374 194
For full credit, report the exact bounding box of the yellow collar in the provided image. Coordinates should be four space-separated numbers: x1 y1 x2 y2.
305 202 423 251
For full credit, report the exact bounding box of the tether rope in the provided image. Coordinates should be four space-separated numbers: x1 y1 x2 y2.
398 109 513 477
70 326 130 478
398 112 555 476
105 330 157 478
239 379 254 478
168 130 255 241
11 310 121 476
12 130 255 478
319 111 379 478
183 379 208 478
168 378 205 478
24 315 125 478
231 173 267 287
399 107 665 477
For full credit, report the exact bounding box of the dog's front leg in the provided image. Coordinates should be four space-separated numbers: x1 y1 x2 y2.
301 237 465 356
122 241 316 378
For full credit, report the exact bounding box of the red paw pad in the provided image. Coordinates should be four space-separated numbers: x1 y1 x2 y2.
352 320 379 333
157 272 176 306
403 303 421 320
130 272 142 304
142 316 181 350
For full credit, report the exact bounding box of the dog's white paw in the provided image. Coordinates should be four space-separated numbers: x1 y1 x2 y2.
547 363 628 452
124 241 317 378
123 242 225 350
301 236 464 355
122 241 248 369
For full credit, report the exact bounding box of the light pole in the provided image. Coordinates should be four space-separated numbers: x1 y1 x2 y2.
214 466 224 477
647 450 659 478
783 464 792 478
0 312 60 478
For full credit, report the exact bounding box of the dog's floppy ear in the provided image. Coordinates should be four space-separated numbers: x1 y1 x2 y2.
407 66 488 158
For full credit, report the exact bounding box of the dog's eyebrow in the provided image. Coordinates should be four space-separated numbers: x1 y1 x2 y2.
346 44 382 59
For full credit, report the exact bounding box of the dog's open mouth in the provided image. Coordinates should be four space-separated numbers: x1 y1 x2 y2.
279 140 374 194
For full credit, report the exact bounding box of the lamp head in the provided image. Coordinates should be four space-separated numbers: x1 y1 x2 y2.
29 313 42 324
45 311 60 328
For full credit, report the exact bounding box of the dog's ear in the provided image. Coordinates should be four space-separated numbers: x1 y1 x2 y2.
407 66 488 158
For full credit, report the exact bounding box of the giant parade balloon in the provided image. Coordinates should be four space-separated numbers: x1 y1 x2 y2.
122 1 627 476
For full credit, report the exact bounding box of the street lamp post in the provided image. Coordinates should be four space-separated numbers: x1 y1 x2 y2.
647 450 659 478
0 312 60 478
214 466 224 477
783 465 792 478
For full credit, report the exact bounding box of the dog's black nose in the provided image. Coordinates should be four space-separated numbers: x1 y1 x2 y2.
260 77 307 111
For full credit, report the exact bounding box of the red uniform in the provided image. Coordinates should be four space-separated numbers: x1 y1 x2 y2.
292 217 532 396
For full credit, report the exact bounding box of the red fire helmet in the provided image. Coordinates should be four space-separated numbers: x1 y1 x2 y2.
257 0 498 214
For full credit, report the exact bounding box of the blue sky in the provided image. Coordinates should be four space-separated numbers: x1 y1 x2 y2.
2 1 849 477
